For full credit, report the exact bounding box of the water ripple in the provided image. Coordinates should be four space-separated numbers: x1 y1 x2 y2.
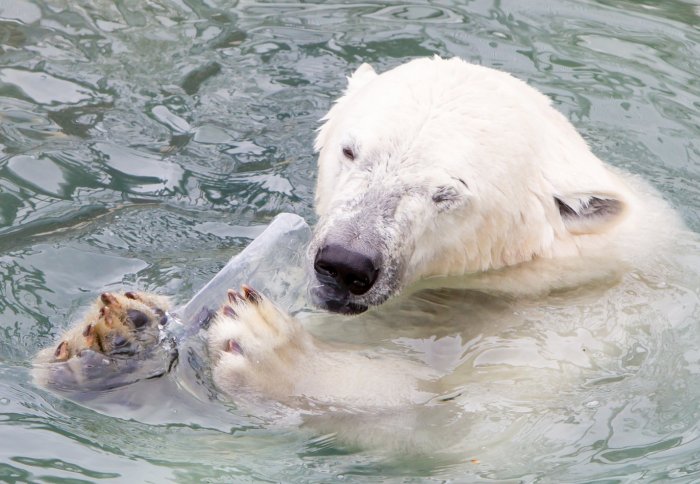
0 0 699 481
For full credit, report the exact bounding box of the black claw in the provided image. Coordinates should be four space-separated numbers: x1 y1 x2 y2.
54 341 69 360
223 305 237 318
124 291 138 300
100 292 117 306
241 285 260 304
227 289 241 304
226 339 243 355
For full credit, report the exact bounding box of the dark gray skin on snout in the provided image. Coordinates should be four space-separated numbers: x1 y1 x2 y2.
308 187 414 314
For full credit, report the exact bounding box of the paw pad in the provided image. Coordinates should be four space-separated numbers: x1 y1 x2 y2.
126 309 150 329
48 291 170 363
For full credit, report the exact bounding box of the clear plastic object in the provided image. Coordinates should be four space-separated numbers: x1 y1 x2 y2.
173 212 312 338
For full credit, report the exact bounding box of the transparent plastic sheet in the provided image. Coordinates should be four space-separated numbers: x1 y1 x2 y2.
173 212 312 337
37 213 312 393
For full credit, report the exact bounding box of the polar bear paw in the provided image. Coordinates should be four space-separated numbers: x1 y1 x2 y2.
207 285 314 401
33 291 176 391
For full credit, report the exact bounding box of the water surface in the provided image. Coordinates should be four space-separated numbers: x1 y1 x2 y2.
1 0 699 482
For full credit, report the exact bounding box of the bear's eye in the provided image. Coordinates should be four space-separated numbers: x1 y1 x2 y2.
341 146 355 161
432 186 462 210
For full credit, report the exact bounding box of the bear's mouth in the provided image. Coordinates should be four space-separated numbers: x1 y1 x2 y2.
309 283 368 315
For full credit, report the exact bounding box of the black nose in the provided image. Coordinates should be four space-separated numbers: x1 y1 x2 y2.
314 244 379 295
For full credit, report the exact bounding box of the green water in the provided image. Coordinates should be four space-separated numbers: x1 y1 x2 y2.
1 0 699 482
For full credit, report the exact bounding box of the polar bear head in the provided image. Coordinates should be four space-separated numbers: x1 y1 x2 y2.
309 57 631 314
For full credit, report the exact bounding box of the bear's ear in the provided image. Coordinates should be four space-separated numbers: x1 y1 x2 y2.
346 63 377 94
315 64 378 153
554 193 627 235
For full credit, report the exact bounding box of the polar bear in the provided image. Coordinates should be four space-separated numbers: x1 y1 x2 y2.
34 57 684 414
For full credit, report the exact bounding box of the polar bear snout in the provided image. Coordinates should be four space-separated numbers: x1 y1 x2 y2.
314 244 380 296
308 188 410 314
308 239 388 315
